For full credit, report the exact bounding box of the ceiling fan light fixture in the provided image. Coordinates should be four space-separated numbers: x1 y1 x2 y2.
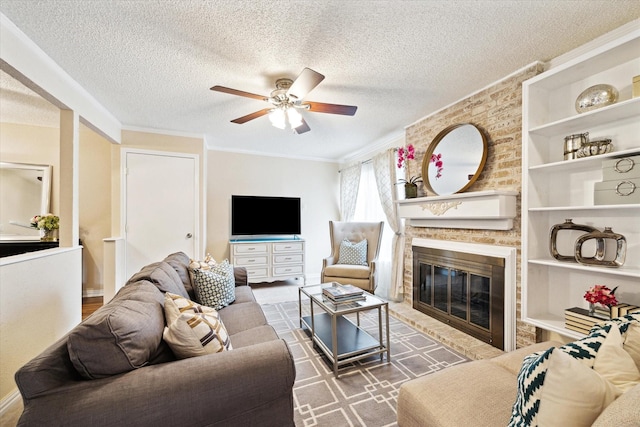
269 108 286 129
287 108 303 129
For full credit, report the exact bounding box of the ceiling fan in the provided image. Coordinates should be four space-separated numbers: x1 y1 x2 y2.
210 68 357 134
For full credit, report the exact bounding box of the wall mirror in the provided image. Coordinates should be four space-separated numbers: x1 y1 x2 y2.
0 162 52 240
421 123 487 196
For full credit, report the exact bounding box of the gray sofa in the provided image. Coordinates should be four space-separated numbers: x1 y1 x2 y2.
15 252 296 426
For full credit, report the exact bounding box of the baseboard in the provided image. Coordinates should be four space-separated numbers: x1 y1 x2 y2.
0 389 21 420
82 289 104 298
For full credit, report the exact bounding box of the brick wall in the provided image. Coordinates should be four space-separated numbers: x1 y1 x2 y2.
402 63 544 348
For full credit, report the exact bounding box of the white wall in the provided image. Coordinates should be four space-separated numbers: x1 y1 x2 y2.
0 248 82 400
207 150 340 281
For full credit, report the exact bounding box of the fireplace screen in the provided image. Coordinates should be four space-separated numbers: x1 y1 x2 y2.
414 246 504 349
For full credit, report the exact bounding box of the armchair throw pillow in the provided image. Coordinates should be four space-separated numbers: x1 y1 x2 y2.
337 238 368 266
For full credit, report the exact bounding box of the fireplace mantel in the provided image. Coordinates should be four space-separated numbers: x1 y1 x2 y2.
397 190 518 230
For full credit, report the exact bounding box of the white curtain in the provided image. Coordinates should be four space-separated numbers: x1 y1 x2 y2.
373 149 404 301
339 163 361 221
353 161 394 300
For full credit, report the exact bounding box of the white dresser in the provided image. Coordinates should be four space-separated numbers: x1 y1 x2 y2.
229 239 305 284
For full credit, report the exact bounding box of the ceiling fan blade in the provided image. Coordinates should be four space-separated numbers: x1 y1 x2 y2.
294 118 311 134
230 108 272 124
210 85 268 101
287 68 325 100
304 101 358 116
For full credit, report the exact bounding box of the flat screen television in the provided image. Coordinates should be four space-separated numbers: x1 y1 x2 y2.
231 195 301 238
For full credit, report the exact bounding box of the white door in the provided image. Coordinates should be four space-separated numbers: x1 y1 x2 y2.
124 150 198 279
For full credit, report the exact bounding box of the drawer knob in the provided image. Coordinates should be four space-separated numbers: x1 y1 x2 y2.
614 158 635 174
615 180 636 196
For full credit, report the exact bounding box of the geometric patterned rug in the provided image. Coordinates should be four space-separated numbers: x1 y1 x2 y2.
261 301 469 427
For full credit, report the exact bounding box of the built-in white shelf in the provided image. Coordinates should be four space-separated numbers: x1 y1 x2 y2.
397 190 518 230
522 25 640 338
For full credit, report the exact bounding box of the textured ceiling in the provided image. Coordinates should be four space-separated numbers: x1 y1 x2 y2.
1 1 639 161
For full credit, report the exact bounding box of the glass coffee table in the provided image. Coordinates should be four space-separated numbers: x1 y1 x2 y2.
298 283 390 378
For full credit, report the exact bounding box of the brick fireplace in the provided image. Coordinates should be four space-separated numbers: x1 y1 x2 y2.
400 64 544 349
411 238 516 351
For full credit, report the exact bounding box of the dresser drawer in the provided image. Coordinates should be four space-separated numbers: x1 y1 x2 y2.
233 243 269 255
594 178 640 205
273 265 304 276
246 267 269 278
273 254 303 264
602 155 640 181
234 255 269 266
273 242 304 253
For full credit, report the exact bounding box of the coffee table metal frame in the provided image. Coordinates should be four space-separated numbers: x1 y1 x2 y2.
298 283 390 378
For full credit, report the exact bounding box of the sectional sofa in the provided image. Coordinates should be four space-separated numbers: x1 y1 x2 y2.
397 315 640 426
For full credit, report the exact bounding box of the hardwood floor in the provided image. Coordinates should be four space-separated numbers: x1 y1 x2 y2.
82 297 103 320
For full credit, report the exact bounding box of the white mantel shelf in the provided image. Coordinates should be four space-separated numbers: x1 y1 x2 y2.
397 190 518 230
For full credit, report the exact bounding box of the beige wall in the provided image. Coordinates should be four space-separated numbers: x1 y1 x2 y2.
79 125 112 296
403 64 544 349
207 151 340 280
0 122 60 213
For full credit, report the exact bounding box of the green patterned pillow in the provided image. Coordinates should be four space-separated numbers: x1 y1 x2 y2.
508 316 639 426
337 238 368 266
191 259 236 310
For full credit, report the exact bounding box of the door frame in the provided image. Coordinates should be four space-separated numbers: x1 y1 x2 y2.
120 148 201 269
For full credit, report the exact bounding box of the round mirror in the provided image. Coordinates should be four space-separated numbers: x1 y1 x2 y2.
421 123 487 196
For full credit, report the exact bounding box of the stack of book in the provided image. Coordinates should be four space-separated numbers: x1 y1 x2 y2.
322 283 365 304
611 304 640 318
564 307 604 334
565 304 640 334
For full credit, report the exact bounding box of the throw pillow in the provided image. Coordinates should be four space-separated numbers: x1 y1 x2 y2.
624 323 640 371
337 238 368 266
537 349 619 427
191 259 236 310
163 293 232 359
67 282 166 379
189 253 217 271
508 316 640 427
593 326 640 392
508 327 609 426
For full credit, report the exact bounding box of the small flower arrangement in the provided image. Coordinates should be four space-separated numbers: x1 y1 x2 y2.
30 214 60 231
584 284 618 307
397 144 422 185
430 153 444 179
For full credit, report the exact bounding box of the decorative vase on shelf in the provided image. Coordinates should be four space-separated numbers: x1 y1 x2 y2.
549 219 604 262
405 183 418 199
40 228 57 242
575 227 626 267
588 303 611 320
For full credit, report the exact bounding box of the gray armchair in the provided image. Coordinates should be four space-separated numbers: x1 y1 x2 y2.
321 221 384 293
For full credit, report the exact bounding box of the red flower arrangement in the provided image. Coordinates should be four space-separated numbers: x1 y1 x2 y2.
584 284 618 307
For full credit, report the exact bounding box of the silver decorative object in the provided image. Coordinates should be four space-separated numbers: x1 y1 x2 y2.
575 227 626 267
575 139 613 158
564 132 589 160
575 84 619 113
549 219 604 262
